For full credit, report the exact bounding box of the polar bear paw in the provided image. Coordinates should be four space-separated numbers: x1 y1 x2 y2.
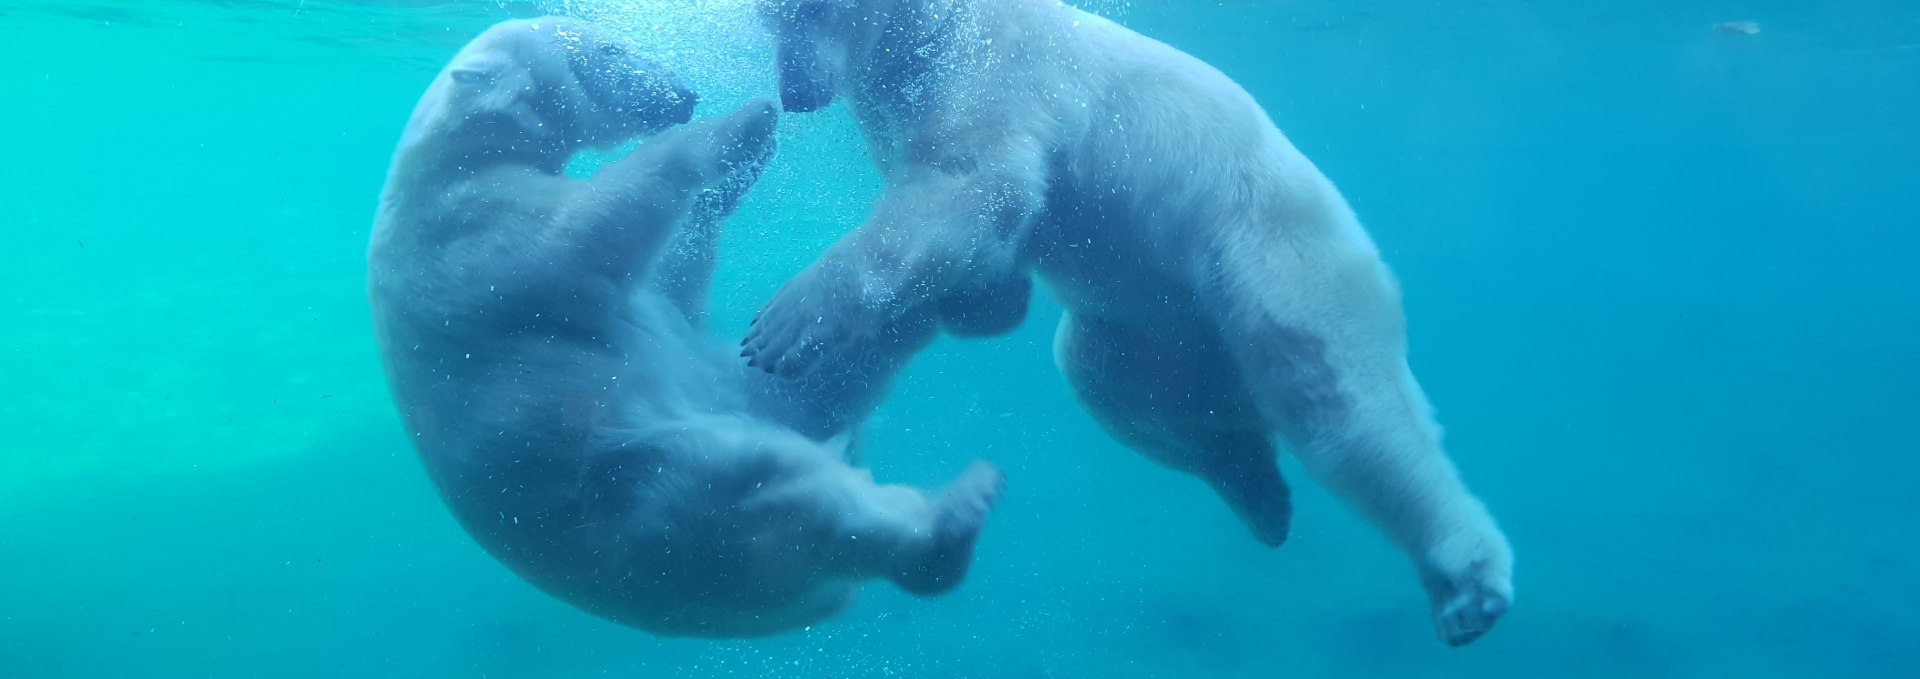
1423 552 1513 646
890 462 1006 597
741 263 890 378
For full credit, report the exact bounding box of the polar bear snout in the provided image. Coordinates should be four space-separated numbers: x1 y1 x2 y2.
757 0 848 113
776 39 837 113
565 39 699 133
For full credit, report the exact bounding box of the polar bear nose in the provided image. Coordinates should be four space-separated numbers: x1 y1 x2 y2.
666 85 698 125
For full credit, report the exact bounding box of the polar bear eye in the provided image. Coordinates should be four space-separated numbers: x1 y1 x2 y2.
449 68 494 86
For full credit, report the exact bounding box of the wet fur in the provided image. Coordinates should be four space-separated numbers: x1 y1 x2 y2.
367 17 1003 639
745 0 1514 645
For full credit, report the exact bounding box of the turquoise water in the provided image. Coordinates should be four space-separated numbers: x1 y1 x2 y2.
2 0 1916 676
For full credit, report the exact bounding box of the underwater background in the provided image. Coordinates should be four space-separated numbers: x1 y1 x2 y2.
2 0 1916 676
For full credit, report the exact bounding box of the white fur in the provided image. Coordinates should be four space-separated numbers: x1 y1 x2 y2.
366 17 1003 639
744 0 1514 645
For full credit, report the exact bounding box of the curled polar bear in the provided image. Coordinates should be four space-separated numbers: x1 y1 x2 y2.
367 17 1003 638
741 0 1515 645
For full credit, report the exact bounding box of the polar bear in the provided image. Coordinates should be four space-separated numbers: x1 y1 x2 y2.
366 17 1004 639
740 0 1514 645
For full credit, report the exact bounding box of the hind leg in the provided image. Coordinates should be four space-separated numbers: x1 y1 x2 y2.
738 435 1008 597
1053 312 1293 546
1206 240 1513 646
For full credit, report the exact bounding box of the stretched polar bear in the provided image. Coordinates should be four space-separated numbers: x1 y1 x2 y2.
740 0 1515 645
366 17 1003 639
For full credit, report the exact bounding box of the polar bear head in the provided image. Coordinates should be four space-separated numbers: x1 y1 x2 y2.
753 0 873 112
400 17 699 165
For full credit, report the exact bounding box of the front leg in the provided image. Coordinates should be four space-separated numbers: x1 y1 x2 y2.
552 99 778 280
741 164 1041 377
649 128 779 327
